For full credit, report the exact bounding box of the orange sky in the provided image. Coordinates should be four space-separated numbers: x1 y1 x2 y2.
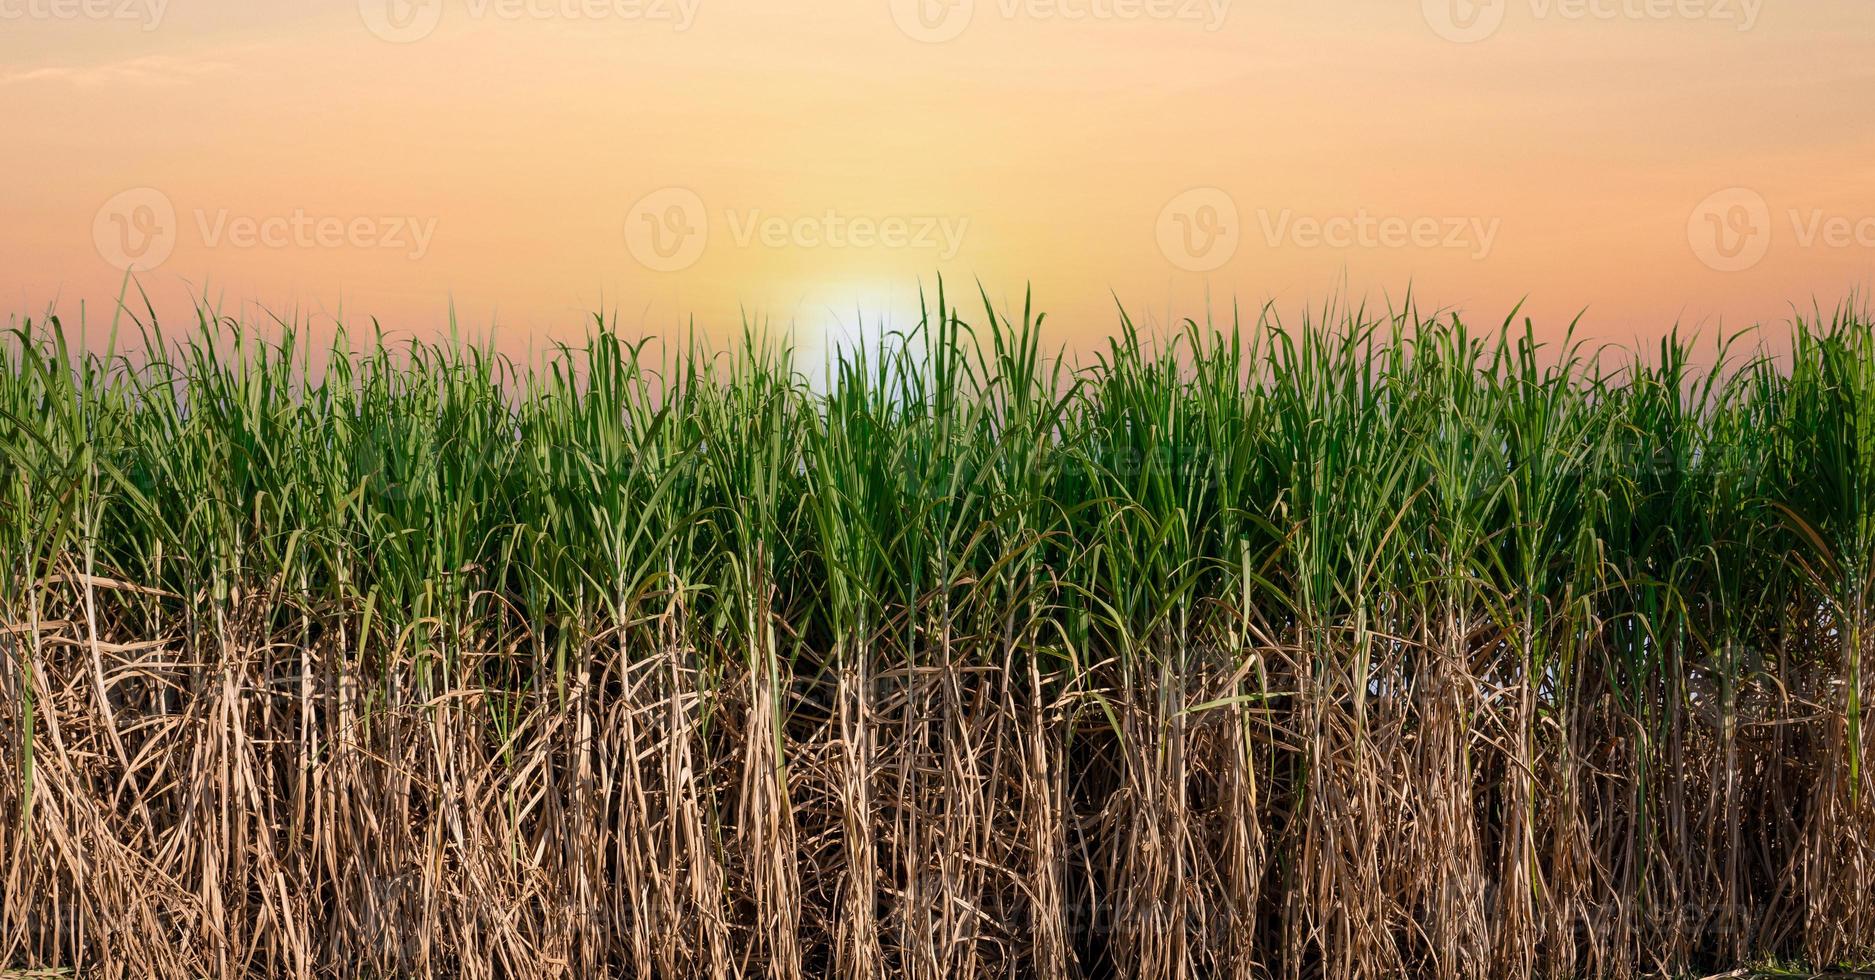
4 0 1874 354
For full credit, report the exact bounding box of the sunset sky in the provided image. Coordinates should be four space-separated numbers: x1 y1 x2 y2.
4 0 1874 354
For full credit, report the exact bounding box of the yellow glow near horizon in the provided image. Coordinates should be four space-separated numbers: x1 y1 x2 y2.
4 0 1874 352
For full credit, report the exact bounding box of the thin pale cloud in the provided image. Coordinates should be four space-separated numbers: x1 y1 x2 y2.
0 53 231 87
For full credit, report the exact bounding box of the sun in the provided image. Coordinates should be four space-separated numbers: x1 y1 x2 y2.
778 277 935 383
